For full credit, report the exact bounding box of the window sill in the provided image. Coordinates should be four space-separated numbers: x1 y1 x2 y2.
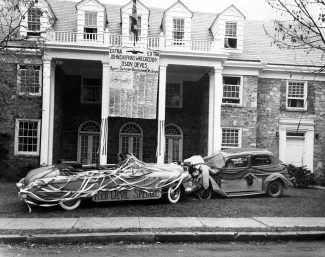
14 153 40 157
285 108 307 112
18 92 41 97
221 104 243 108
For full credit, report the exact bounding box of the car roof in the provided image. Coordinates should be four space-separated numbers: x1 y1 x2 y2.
208 148 275 158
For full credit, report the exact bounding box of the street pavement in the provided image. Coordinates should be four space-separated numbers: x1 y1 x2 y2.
0 217 325 244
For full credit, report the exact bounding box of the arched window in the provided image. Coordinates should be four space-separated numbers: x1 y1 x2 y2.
119 122 143 160
165 124 183 163
78 121 100 164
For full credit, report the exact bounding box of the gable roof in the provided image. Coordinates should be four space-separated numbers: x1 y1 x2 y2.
75 0 105 10
46 0 324 67
210 4 246 30
163 0 194 18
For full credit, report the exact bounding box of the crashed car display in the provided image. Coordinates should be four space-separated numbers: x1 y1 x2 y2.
184 148 292 199
16 155 192 212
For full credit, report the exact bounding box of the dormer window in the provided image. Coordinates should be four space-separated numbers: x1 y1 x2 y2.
84 12 98 40
172 18 185 45
129 16 141 39
27 8 42 36
224 22 237 48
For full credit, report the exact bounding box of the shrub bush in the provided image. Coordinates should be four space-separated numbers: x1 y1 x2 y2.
287 164 316 188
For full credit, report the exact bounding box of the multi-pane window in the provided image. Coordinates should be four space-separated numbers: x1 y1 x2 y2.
129 16 141 38
15 119 40 155
172 18 185 45
286 81 307 109
81 78 101 104
119 123 143 160
222 76 241 104
224 22 237 48
84 12 97 39
27 8 42 36
166 82 182 108
221 128 241 149
19 65 41 95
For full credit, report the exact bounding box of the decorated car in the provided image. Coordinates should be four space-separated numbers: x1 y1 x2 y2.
16 154 192 212
184 148 292 199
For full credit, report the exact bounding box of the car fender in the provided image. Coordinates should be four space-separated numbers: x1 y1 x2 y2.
209 177 227 197
263 173 291 191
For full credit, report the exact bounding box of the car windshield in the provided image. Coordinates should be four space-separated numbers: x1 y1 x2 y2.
204 153 225 168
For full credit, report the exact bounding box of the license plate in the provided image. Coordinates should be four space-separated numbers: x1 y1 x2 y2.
92 189 162 202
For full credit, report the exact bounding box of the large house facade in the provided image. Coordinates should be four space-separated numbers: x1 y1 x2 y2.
3 0 325 172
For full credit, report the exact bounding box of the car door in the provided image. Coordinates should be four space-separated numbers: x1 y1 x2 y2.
250 154 274 190
220 155 256 193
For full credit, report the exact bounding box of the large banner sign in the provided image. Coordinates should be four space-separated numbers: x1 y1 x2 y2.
108 47 160 119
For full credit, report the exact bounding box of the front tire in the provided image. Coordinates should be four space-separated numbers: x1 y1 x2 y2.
267 180 284 198
59 199 81 211
197 187 212 200
165 185 181 204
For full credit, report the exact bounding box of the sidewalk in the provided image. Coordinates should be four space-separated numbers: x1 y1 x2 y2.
1 217 325 244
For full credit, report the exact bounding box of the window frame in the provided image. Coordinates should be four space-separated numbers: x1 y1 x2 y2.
27 7 42 37
119 122 143 160
251 155 273 167
172 18 185 45
221 127 242 149
166 81 183 108
286 81 307 111
80 76 102 104
222 75 243 106
224 21 237 49
84 12 98 39
17 64 42 96
14 119 41 156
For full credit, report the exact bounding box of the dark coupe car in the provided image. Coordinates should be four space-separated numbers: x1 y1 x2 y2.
187 148 292 199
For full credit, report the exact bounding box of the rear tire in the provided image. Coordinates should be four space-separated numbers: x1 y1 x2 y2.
267 180 284 198
59 199 81 211
197 187 212 200
165 185 181 204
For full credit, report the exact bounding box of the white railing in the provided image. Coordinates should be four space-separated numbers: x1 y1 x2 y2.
108 35 160 49
166 39 213 52
48 31 104 44
47 31 213 52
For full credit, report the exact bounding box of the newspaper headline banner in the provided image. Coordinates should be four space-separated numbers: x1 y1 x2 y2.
108 47 160 119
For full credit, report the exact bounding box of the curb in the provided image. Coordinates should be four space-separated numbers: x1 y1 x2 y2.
0 231 324 244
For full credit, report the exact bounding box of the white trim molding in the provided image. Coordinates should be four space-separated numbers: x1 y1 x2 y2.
279 118 315 171
14 119 41 156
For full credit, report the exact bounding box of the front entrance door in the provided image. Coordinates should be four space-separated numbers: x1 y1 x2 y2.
79 134 99 164
164 124 183 163
78 121 100 164
286 135 305 166
165 138 181 163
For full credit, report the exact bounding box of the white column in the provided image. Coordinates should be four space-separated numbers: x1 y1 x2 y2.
100 60 110 165
212 66 223 153
208 71 214 155
48 63 56 165
157 65 167 164
40 56 52 165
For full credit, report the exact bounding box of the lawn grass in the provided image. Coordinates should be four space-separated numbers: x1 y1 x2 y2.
1 182 325 218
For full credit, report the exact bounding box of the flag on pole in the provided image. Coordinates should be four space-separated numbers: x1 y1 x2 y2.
131 0 138 44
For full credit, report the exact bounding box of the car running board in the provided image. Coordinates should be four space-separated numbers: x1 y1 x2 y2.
225 191 265 197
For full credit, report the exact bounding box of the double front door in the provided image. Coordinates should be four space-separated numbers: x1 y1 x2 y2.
79 134 99 164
